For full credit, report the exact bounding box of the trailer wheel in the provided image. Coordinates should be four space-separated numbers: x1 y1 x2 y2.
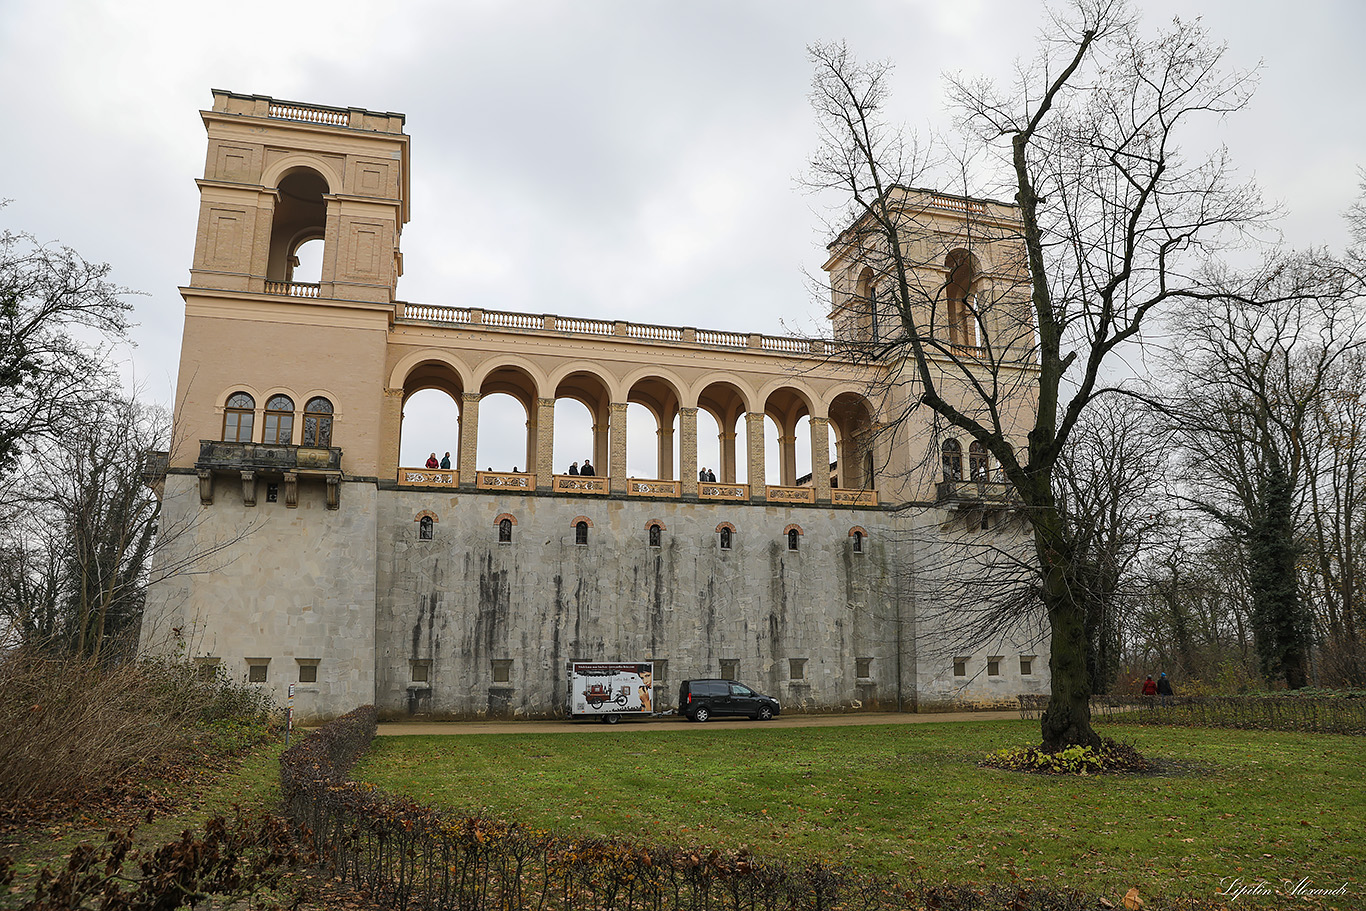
603 714 620 724
692 706 710 723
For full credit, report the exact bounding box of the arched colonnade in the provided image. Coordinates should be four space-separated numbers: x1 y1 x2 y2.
391 352 878 503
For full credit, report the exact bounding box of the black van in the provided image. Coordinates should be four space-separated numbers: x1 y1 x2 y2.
676 679 780 722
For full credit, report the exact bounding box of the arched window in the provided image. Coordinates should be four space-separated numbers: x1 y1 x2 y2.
418 516 434 540
263 395 295 444
788 529 800 551
575 521 589 546
648 524 662 547
719 527 732 550
944 249 977 347
969 441 990 480
223 392 255 442
853 530 863 553
303 397 334 447
942 439 963 481
499 518 513 542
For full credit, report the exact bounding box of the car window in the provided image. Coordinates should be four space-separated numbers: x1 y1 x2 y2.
730 683 753 696
701 682 726 697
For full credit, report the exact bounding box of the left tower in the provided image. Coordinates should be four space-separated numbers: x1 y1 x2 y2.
143 92 410 718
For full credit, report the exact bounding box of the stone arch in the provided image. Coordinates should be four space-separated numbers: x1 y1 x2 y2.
829 391 878 490
695 378 759 485
265 164 333 283
260 154 342 197
625 371 686 480
414 510 439 523
213 383 263 410
390 349 473 396
645 518 667 532
395 355 467 472
569 515 595 528
761 383 820 487
552 367 614 476
944 248 981 348
493 513 518 526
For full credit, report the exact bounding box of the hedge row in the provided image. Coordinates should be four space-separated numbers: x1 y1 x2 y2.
1018 694 1366 735
280 707 1214 911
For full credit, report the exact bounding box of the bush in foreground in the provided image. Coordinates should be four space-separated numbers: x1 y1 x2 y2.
0 650 275 815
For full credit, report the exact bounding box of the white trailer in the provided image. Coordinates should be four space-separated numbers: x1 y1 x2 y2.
568 661 655 723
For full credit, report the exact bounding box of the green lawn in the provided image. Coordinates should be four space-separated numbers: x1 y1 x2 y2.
354 720 1363 904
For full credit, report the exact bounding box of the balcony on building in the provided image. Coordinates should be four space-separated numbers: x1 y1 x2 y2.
196 440 343 509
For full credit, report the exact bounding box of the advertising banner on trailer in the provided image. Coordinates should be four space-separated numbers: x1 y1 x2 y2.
568 661 655 723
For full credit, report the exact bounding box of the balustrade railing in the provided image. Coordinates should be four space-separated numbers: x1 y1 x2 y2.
553 475 609 495
264 280 321 299
766 485 816 504
398 468 458 487
268 102 349 126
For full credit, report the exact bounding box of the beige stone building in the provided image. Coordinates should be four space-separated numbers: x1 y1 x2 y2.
140 91 1048 721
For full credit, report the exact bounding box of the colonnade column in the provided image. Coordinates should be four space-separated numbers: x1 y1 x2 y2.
458 392 480 487
679 407 698 497
746 411 766 501
719 430 737 483
777 432 797 487
379 387 404 481
592 406 610 475
810 416 832 503
534 397 555 490
658 417 675 480
608 402 629 494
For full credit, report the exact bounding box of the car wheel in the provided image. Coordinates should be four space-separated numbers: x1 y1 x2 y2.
603 714 620 724
692 706 710 722
757 706 773 721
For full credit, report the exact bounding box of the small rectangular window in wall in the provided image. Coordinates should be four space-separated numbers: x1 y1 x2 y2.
856 657 873 679
652 659 668 681
492 659 513 684
789 658 808 681
297 659 320 683
719 659 739 681
246 659 269 683
411 660 431 683
987 656 1003 676
1020 656 1035 676
953 657 968 677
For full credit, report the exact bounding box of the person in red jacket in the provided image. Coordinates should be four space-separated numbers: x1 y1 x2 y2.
1141 675 1158 701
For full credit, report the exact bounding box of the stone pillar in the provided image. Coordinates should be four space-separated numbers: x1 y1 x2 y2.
379 387 404 481
778 431 797 487
657 416 675 480
534 397 555 489
720 430 737 483
458 392 480 487
810 416 832 503
746 411 766 501
679 407 698 497
592 405 610 474
608 402 629 494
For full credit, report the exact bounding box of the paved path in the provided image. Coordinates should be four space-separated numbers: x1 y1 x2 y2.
376 710 1023 736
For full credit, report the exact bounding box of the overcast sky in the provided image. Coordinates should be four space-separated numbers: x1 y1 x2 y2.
2 1 1362 477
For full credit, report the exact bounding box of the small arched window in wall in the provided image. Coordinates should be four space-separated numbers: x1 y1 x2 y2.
499 518 513 543
223 392 255 442
785 524 803 552
263 395 295 444
716 522 735 551
418 516 434 540
849 526 868 554
942 439 963 482
647 521 664 547
969 441 990 480
303 397 334 447
575 521 589 546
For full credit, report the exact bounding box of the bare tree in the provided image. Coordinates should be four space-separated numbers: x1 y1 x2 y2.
1160 256 1365 688
808 0 1265 748
0 223 132 472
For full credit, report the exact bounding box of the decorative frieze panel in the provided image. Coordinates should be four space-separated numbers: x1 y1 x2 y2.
699 483 749 502
398 468 458 487
766 485 816 504
477 471 534 490
552 475 609 495
833 489 879 507
628 479 681 498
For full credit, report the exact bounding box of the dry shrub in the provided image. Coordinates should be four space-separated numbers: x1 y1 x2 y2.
0 650 274 810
